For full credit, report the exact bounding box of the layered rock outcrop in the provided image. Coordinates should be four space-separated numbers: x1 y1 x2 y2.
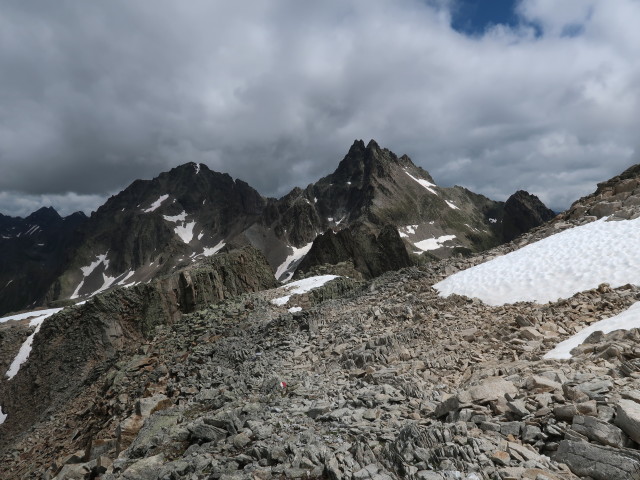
0 246 276 452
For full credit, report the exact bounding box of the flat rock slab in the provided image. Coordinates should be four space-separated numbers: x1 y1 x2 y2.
556 440 640 480
615 398 640 443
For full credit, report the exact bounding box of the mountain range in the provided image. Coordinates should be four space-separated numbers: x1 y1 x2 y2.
0 139 554 316
0 155 639 479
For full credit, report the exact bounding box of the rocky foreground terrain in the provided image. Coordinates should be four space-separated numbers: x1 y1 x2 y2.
2 253 640 479
1 164 640 479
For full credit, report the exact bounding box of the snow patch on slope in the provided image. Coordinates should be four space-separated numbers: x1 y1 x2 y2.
414 235 456 253
163 211 187 223
94 273 117 296
203 240 226 257
71 253 110 299
275 242 314 282
271 275 339 306
117 271 135 286
4 307 63 380
445 200 459 210
398 225 419 238
163 211 195 243
143 194 169 213
174 221 196 244
405 171 437 195
544 302 640 360
435 217 640 306
0 406 6 425
0 307 63 325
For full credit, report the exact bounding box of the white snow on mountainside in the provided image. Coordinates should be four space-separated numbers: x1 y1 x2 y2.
2 307 63 380
434 217 640 306
143 194 169 213
414 235 456 253
404 170 438 195
434 216 640 359
275 242 314 282
271 275 339 306
71 253 110 299
544 302 640 360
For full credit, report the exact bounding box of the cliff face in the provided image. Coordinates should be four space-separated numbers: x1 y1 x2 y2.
294 223 412 279
48 163 267 303
0 246 276 448
0 208 87 316
501 190 556 242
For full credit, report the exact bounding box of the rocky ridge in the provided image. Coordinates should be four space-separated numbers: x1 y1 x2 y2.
0 247 277 452
0 207 87 315
2 263 640 479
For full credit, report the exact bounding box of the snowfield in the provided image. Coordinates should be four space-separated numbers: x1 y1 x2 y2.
3 307 63 380
405 170 438 195
275 242 314 282
162 211 196 243
544 302 640 359
271 275 339 306
0 307 62 324
71 253 110 299
434 218 640 306
414 235 456 253
174 221 196 244
202 240 226 257
434 216 640 359
143 194 169 213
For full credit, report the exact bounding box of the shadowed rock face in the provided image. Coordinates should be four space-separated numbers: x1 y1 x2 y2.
49 163 267 302
501 190 556 242
0 208 87 316
0 246 276 448
294 223 412 279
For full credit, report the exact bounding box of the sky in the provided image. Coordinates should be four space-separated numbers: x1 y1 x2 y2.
0 0 639 217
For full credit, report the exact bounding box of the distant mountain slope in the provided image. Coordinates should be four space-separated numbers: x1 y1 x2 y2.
268 140 541 279
0 140 554 314
49 163 265 302
0 208 87 315
501 190 556 242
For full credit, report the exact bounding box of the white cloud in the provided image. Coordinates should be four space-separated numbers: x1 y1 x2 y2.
0 191 105 218
0 0 638 215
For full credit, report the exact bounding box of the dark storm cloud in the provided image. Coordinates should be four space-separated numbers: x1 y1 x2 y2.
0 0 638 216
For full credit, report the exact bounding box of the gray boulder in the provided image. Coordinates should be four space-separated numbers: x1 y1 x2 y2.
556 440 640 480
615 399 640 443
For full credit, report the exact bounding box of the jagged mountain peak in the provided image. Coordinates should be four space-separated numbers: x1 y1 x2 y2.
331 139 416 184
25 206 62 225
502 190 556 242
93 161 263 219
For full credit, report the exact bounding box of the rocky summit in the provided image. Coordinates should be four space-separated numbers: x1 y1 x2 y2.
3 151 640 480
